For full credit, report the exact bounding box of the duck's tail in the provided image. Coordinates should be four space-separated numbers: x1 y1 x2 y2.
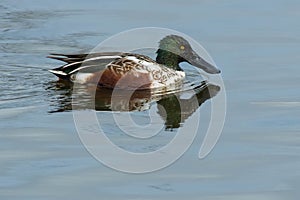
47 52 122 81
47 53 88 80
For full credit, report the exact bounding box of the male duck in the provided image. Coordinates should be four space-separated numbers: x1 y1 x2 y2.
48 35 220 90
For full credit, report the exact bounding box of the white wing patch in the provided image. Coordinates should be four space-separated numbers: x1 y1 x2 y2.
71 73 94 84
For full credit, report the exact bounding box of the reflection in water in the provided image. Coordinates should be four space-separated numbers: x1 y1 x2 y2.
157 83 220 129
45 80 220 129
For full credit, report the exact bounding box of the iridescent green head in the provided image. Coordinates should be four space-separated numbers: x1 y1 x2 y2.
156 35 220 74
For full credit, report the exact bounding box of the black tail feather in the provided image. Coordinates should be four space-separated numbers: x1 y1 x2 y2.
47 53 88 64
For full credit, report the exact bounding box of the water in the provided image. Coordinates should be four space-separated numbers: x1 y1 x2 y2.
1 0 300 199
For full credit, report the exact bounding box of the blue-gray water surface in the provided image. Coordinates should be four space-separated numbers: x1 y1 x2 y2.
1 0 300 199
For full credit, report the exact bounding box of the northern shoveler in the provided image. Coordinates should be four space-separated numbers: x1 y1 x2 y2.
48 35 220 90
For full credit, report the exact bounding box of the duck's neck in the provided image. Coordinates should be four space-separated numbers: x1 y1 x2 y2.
156 49 181 70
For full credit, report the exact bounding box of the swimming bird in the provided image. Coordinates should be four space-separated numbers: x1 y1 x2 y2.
48 35 220 90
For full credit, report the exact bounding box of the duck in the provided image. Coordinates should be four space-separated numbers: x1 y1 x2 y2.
48 35 220 90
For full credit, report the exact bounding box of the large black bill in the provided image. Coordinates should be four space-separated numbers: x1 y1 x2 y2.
187 50 221 74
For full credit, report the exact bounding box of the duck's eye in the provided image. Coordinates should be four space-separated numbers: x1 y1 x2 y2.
180 45 185 50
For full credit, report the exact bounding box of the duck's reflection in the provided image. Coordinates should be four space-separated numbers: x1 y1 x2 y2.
45 81 220 129
157 83 220 129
